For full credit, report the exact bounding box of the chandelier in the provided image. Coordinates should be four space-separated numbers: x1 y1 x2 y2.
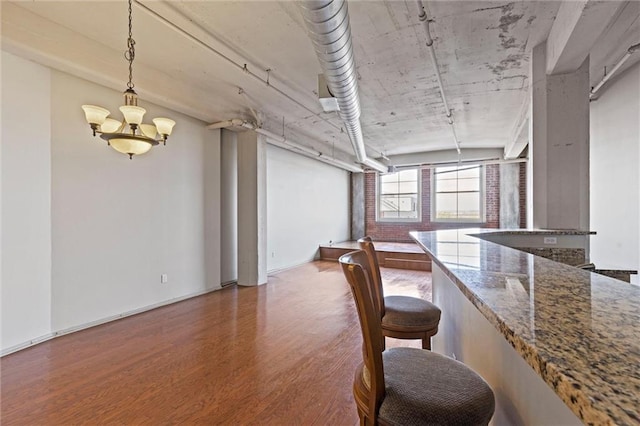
81 0 175 159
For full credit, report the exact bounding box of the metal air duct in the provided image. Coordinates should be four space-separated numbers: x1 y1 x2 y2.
299 0 388 173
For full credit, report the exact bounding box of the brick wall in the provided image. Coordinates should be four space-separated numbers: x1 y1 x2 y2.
364 164 503 242
519 162 527 228
485 165 500 228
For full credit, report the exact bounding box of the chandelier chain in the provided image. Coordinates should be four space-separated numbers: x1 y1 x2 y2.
125 0 136 89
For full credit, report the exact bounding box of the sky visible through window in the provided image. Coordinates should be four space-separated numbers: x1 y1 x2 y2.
434 165 481 221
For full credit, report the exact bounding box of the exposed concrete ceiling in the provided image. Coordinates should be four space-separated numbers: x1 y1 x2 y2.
2 1 636 168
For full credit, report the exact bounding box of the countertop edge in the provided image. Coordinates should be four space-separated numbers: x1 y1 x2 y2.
472 229 597 236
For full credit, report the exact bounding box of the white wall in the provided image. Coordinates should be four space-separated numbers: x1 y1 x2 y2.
50 70 220 331
1 52 53 350
590 62 640 280
266 145 350 271
1 50 221 352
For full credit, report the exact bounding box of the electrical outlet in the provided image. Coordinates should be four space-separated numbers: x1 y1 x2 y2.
543 237 557 245
161 274 168 283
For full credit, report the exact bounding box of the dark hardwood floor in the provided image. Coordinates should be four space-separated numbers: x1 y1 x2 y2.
1 261 432 425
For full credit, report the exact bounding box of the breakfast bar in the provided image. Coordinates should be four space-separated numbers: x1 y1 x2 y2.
410 229 639 426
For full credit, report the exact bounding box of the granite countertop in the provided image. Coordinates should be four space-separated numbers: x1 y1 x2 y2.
410 229 639 426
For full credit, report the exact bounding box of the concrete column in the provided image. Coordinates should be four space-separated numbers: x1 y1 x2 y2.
204 128 222 289
351 173 365 240
237 131 267 286
529 42 590 230
220 129 238 285
500 163 520 229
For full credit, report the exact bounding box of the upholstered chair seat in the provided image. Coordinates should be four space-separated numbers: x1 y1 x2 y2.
378 347 495 425
382 296 441 331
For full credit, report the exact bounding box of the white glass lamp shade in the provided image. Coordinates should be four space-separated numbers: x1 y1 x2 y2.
153 118 176 136
119 105 146 125
81 105 110 125
101 118 123 134
109 137 153 157
140 123 158 139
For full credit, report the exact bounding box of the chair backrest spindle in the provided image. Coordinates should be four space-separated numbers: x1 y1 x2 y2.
357 237 385 316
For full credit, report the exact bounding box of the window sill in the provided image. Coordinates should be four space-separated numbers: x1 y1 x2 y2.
431 220 486 224
376 218 422 224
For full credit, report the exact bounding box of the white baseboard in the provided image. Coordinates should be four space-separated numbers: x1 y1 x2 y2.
267 258 318 276
1 332 57 357
1 285 223 357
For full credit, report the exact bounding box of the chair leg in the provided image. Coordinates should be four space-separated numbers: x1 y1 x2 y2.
422 337 431 350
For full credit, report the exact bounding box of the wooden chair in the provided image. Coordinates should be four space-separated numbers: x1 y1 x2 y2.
339 250 495 425
358 236 440 349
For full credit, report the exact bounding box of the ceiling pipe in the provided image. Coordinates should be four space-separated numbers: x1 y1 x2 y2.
207 119 364 173
133 0 343 134
206 119 244 130
590 42 640 100
393 157 527 172
415 0 461 155
247 122 365 173
298 0 389 174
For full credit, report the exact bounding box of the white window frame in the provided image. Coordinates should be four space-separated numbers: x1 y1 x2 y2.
376 169 422 223
431 165 486 223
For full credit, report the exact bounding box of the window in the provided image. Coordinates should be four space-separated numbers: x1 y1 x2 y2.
432 165 484 222
377 169 420 221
